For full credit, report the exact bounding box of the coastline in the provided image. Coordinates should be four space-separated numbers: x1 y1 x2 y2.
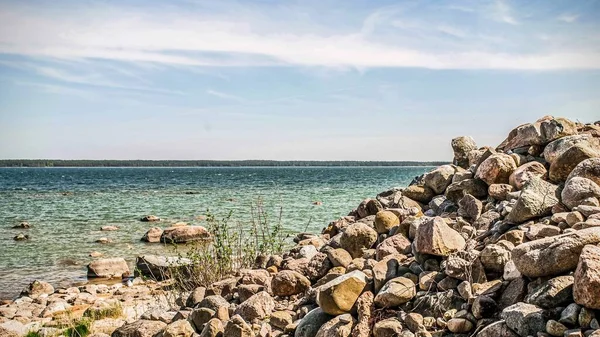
1 116 600 337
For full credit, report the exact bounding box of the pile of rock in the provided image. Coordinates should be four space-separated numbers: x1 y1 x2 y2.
2 116 600 337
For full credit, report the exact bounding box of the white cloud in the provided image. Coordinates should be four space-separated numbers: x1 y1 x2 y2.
206 89 245 102
557 13 579 23
0 1 598 70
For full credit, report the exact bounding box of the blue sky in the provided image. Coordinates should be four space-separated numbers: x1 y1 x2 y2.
0 0 599 160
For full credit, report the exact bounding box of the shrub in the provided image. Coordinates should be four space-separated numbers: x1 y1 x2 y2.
83 303 123 320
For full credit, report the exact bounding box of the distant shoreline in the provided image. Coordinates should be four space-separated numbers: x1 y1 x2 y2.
0 160 448 167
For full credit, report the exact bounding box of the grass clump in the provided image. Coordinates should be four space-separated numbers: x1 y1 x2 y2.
83 303 123 320
169 197 289 291
25 332 42 337
63 319 91 337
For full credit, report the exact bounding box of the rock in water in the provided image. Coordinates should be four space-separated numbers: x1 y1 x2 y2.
140 215 160 222
160 225 211 243
574 245 600 309
87 258 130 278
141 227 163 243
316 270 367 315
507 177 559 223
414 216 466 257
20 280 54 298
511 227 600 278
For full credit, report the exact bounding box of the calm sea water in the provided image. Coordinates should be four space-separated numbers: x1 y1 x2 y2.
0 166 431 299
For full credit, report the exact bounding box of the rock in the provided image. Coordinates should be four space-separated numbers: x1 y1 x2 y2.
452 136 478 169
373 257 402 293
568 158 600 186
135 255 191 281
89 251 103 257
424 165 458 194
234 291 274 322
501 302 546 337
140 215 160 222
374 277 416 308
305 252 333 281
297 245 318 260
316 271 367 315
352 291 373 337
197 296 229 312
458 194 483 220
524 223 561 240
326 248 353 268
271 270 311 297
199 318 223 337
374 211 400 234
475 153 517 185
206 278 237 297
562 177 600 210
269 311 293 330
404 312 424 332
445 178 488 203
489 183 515 200
512 227 600 277
402 185 435 203
186 287 206 307
294 308 332 337
375 234 411 260
498 278 527 310
162 320 195 337
507 177 559 224
20 280 54 298
414 217 466 257
546 320 568 337
87 258 129 278
13 233 29 241
444 250 486 283
475 320 519 337
525 275 574 309
509 161 548 190
339 223 378 258
12 222 31 229
373 318 403 337
315 313 354 337
472 296 497 319
190 307 215 331
141 227 163 243
161 226 210 243
559 303 581 325
223 315 253 337
112 320 167 337
549 144 600 183
447 318 473 333
480 244 511 273
473 210 502 230
574 244 600 309
499 117 577 151
544 134 598 163
95 237 112 244
101 226 119 231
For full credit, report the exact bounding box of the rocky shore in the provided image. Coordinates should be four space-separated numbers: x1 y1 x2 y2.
2 115 600 337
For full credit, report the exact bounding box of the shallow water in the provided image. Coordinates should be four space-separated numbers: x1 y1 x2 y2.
0 166 431 299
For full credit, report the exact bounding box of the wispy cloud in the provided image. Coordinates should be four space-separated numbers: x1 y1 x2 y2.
557 13 579 23
206 89 245 102
0 1 598 70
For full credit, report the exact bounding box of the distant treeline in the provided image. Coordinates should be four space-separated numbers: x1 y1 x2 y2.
0 160 448 167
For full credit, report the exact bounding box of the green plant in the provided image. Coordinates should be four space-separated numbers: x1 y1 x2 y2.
63 319 91 337
25 331 42 337
168 197 290 292
83 303 123 320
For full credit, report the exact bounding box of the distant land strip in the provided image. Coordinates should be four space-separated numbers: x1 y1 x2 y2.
0 160 449 167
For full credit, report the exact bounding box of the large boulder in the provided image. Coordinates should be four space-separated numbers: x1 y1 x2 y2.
316 271 367 315
111 320 167 337
339 223 378 258
87 258 130 278
135 255 191 280
402 185 435 203
568 157 600 186
452 136 478 169
294 308 333 337
374 277 416 308
498 117 577 151
509 161 548 190
549 143 600 182
475 153 517 185
414 216 466 257
512 227 600 277
525 276 574 309
573 244 600 309
374 211 400 234
561 177 600 210
544 134 598 164
424 165 457 194
507 177 559 224
141 227 163 243
501 303 546 337
271 270 311 296
161 226 210 243
234 291 274 322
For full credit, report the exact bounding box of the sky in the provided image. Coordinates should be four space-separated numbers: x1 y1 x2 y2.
0 0 599 161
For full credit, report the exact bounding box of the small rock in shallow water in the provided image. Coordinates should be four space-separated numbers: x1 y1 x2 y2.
13 233 29 241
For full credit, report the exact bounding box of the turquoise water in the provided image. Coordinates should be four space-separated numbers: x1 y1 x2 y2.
0 166 431 299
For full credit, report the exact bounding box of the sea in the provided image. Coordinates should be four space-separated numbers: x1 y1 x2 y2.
0 166 431 299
